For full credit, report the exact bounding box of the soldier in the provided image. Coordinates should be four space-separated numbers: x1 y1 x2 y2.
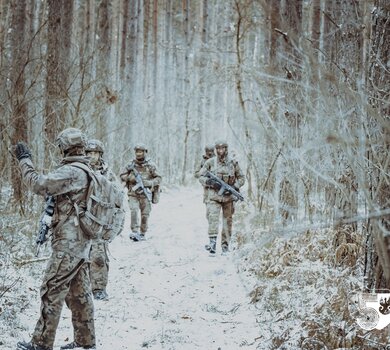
14 128 96 350
120 144 161 241
194 144 215 179
199 140 245 255
195 145 215 233
85 139 119 301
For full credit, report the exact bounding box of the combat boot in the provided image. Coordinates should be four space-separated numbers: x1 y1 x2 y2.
221 244 229 254
205 237 217 253
130 232 145 242
208 238 217 255
93 289 108 300
60 341 96 350
16 341 52 350
129 231 140 241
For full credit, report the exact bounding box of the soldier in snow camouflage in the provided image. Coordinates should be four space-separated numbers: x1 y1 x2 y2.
85 139 121 301
199 140 245 255
120 143 162 241
14 128 96 350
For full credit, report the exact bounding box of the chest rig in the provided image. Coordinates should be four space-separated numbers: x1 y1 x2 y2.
212 157 236 186
130 160 151 179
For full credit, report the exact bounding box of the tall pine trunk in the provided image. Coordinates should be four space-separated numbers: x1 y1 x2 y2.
45 0 73 166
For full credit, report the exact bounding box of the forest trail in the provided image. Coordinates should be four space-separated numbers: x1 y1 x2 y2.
54 185 260 350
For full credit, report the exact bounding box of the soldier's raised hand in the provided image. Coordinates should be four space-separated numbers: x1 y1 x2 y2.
15 142 32 161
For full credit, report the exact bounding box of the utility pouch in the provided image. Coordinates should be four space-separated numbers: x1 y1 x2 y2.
152 185 161 204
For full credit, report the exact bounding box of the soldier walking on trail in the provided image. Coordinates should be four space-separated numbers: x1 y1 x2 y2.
85 139 120 301
14 128 96 350
199 140 245 255
120 144 162 241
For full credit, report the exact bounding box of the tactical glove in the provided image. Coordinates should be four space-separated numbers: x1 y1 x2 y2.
15 142 32 161
205 178 220 190
127 173 136 184
143 179 153 187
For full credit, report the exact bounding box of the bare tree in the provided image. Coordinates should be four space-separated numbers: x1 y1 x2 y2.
44 0 73 165
9 0 28 207
364 0 390 289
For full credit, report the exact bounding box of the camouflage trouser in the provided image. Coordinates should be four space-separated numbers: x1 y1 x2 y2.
206 200 234 247
89 241 109 291
128 195 151 233
32 251 95 348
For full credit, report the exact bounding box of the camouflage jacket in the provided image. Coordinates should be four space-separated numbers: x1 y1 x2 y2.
119 158 162 198
19 156 92 259
199 155 245 203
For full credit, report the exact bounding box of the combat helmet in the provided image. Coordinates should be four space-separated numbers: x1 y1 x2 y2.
134 143 148 153
56 128 87 152
86 139 105 154
205 144 215 152
215 140 228 149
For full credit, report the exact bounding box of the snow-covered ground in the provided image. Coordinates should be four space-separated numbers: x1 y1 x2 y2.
5 185 260 349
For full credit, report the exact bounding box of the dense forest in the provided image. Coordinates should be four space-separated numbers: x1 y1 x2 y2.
0 0 389 348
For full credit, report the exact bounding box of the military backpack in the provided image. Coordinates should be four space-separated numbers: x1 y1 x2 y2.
70 162 125 242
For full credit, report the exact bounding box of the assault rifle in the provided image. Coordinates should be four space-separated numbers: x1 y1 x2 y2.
36 195 55 256
205 171 244 201
128 165 152 202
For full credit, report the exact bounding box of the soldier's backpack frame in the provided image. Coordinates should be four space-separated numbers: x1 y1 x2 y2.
70 162 125 242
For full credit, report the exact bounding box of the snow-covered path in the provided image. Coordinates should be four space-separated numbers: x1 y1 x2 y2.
24 186 260 349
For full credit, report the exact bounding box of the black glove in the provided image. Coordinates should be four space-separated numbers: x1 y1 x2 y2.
126 173 136 184
15 142 32 161
205 178 220 190
205 178 214 186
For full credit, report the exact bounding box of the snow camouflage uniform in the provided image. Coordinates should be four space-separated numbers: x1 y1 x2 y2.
194 145 215 204
86 139 120 301
15 129 95 350
199 141 245 254
120 144 162 240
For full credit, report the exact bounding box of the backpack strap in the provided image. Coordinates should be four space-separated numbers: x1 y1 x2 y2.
69 161 94 178
51 162 93 234
51 196 76 235
69 162 95 201
66 162 97 229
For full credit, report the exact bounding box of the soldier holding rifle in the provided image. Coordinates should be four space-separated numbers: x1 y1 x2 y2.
14 128 96 350
120 144 162 241
199 140 245 255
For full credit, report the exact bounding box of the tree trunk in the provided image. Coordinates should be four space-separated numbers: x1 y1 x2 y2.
94 0 111 141
365 0 390 289
9 0 28 207
45 0 73 165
